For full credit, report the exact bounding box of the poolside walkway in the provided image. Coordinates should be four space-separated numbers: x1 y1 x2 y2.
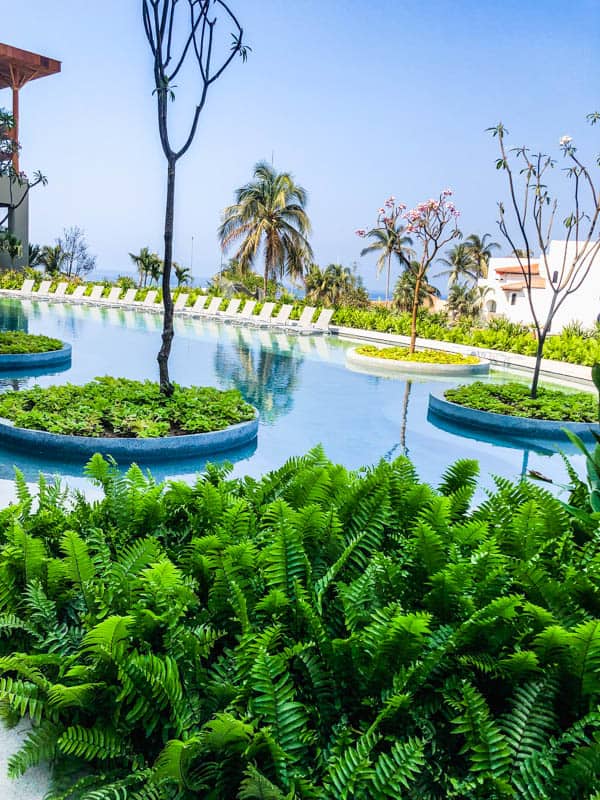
0 723 49 799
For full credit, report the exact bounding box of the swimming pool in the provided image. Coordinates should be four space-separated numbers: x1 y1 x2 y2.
0 297 586 503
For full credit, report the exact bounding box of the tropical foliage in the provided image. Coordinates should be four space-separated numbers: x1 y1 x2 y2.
304 263 369 308
392 263 440 312
445 381 598 422
0 448 600 797
447 283 491 320
219 161 314 294
128 248 163 288
0 377 255 438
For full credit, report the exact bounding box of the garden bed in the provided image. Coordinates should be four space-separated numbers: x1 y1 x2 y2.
429 381 599 443
0 333 71 372
444 381 597 422
0 331 63 354
347 345 489 376
0 377 255 437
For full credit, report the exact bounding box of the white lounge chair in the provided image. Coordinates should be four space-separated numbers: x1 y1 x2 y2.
232 300 256 323
105 287 122 304
71 286 86 301
203 296 223 317
143 290 158 308
36 280 52 296
53 282 68 297
121 289 137 305
89 285 105 303
288 306 316 332
174 293 189 311
270 304 293 328
189 295 208 314
20 279 34 294
312 308 334 333
250 302 275 326
221 298 241 319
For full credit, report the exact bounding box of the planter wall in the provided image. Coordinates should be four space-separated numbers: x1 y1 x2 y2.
0 413 259 461
346 347 490 377
0 342 72 371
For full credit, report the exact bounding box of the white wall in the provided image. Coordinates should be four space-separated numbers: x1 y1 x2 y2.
480 240 600 331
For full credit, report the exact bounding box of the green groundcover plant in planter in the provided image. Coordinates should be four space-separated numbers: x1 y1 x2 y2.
356 344 480 365
445 381 598 422
0 332 63 355
0 377 255 437
0 447 599 797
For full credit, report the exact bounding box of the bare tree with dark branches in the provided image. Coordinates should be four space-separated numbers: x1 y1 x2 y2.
142 0 249 394
490 114 600 398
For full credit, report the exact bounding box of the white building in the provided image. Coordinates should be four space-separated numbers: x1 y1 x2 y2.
479 240 600 332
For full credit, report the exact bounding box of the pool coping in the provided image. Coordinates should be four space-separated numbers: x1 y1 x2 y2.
428 392 599 443
0 342 72 371
0 411 259 461
346 346 490 376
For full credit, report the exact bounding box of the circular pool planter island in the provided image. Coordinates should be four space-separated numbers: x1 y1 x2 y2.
0 332 72 371
429 381 600 444
0 378 259 461
346 345 490 377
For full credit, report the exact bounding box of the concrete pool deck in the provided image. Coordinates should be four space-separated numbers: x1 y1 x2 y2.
0 723 50 799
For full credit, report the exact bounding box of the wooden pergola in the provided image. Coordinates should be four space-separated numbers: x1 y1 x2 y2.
0 43 61 172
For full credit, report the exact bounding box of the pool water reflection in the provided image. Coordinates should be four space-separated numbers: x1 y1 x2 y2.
0 297 586 503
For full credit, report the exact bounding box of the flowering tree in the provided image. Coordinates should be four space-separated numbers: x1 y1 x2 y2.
403 191 461 351
490 114 600 397
356 197 414 302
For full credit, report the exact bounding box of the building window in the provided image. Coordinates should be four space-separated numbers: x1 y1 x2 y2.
510 293 517 306
552 270 559 283
487 300 497 313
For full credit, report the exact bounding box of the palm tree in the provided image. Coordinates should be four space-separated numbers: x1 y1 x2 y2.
219 161 313 294
447 282 491 320
463 233 500 279
28 243 42 268
304 263 350 307
0 232 22 268
40 244 65 276
129 248 162 288
174 263 191 287
437 242 478 286
393 262 440 313
359 221 413 303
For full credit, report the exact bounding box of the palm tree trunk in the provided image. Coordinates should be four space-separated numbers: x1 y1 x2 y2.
386 253 391 303
158 157 176 396
409 270 422 353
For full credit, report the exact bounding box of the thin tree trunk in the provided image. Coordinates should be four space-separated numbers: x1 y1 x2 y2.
409 271 422 353
386 253 391 303
530 333 546 399
400 380 412 455
158 158 176 395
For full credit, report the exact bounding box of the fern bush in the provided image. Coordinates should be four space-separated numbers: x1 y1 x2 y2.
0 450 599 798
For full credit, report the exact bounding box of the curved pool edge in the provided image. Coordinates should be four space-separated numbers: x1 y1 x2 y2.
346 347 490 377
428 392 599 443
0 343 72 371
0 412 259 461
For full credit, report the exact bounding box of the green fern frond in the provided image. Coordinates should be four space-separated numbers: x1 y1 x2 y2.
57 724 128 761
7 719 60 778
371 737 426 796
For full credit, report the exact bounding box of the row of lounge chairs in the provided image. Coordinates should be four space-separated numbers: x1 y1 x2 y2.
10 280 335 334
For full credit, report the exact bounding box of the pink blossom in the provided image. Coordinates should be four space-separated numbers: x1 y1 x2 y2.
355 228 367 237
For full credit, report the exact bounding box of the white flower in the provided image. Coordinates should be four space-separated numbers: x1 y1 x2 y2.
559 135 572 146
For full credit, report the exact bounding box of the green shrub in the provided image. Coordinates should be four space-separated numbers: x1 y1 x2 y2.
0 450 599 797
445 381 598 422
0 331 63 354
356 344 480 365
0 377 255 437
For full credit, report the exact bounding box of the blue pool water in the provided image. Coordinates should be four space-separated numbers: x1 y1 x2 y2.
0 297 587 503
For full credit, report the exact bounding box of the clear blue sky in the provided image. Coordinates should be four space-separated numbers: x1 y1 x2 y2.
3 0 599 290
